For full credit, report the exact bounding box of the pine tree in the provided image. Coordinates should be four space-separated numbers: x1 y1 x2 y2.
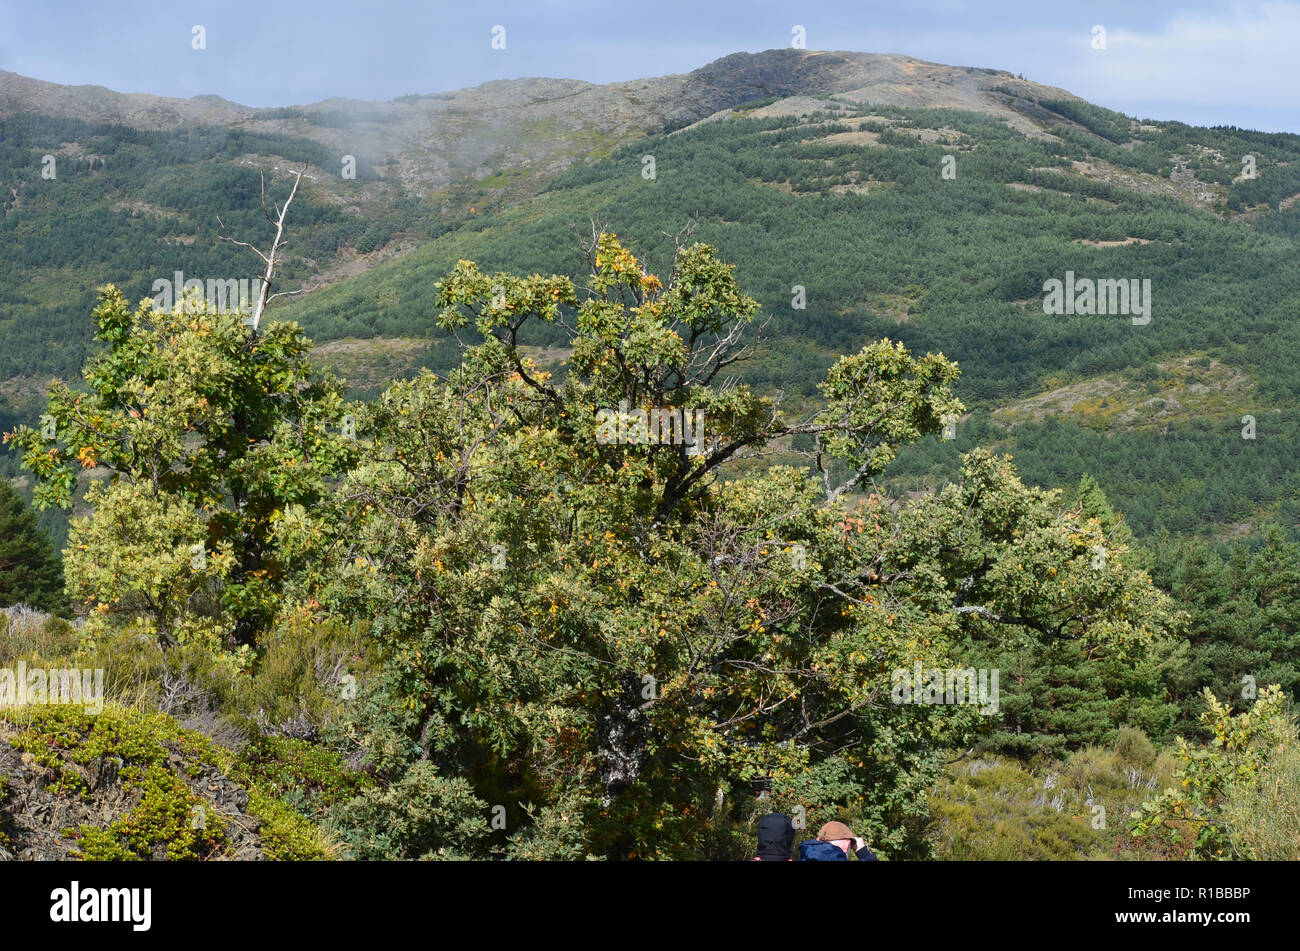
960 475 1183 755
0 478 67 614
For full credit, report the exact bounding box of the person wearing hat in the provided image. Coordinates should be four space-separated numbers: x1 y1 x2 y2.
751 812 797 861
798 821 879 861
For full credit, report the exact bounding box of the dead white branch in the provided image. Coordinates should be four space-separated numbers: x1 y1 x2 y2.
217 163 307 332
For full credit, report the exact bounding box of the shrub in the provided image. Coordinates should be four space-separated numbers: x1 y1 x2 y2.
930 746 1178 860
235 734 370 815
236 613 367 739
1131 686 1296 859
0 606 80 666
1 703 335 860
72 762 228 860
928 757 1099 860
1114 725 1156 768
330 760 487 860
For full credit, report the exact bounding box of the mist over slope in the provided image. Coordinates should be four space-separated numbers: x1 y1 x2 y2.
2 49 1081 192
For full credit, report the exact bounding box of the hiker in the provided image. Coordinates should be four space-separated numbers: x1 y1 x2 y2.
798 821 879 861
752 812 796 861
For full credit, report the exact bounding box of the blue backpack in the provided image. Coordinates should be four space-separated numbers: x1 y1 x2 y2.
798 839 849 861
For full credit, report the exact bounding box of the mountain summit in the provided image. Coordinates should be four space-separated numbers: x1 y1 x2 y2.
1 50 1080 192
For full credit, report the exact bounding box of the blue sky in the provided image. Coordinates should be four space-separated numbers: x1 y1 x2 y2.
1 0 1296 132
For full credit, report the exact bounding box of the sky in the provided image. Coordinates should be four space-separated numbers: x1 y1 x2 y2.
1 0 1297 132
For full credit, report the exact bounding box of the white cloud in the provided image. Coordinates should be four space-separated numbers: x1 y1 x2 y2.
1055 2 1300 108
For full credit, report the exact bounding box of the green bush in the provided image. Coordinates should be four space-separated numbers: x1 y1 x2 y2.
929 758 1099 860
234 614 368 738
72 762 228 861
1132 687 1296 858
64 612 368 742
235 734 370 815
330 760 487 860
930 746 1178 860
1114 726 1157 768
0 607 80 666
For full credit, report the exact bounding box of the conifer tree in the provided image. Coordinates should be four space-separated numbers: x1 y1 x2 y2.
0 478 67 614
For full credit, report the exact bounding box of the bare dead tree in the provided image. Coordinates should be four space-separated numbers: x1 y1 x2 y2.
217 164 309 332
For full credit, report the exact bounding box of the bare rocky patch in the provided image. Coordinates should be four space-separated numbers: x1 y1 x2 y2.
818 129 882 148
1066 158 1226 211
1072 237 1152 247
992 355 1255 433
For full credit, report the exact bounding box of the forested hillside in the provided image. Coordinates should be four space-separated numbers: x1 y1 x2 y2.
277 95 1300 542
6 54 1298 541
1 117 421 368
2 50 1299 864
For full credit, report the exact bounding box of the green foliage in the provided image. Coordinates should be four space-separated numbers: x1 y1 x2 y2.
5 704 227 858
1 79 1298 862
1114 725 1156 768
242 787 332 861
9 286 356 649
226 612 368 737
501 791 597 860
1038 99 1133 145
236 734 370 814
935 415 1300 542
968 635 1183 756
929 743 1178 860
293 236 1179 859
1149 529 1300 737
916 470 1185 755
71 762 228 861
1 702 335 860
1222 733 1300 860
0 479 67 614
930 758 1099 860
1131 686 1296 859
330 761 487 860
0 606 80 666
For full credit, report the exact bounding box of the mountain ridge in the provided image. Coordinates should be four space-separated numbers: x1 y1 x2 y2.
1 49 1085 194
